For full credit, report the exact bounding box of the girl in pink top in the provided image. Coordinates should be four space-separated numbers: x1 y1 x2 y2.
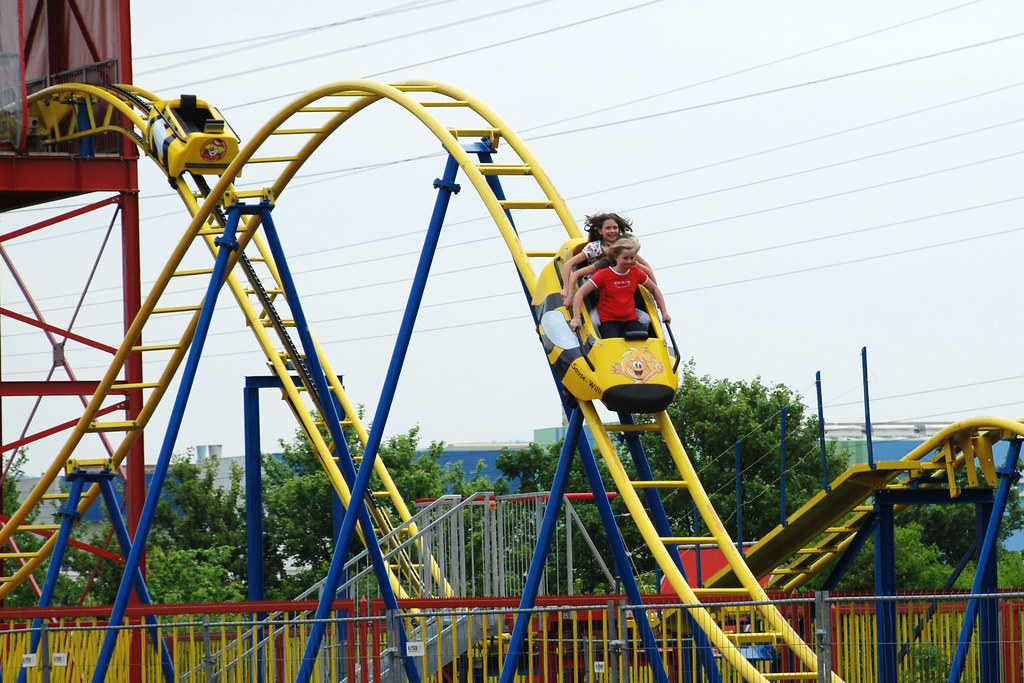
560 212 656 307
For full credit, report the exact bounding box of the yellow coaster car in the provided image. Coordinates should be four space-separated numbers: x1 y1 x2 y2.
534 239 680 413
145 94 239 177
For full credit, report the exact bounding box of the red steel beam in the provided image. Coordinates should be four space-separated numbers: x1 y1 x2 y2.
0 157 137 211
0 307 117 354
0 402 127 453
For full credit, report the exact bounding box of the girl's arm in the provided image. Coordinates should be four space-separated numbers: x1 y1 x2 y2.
636 254 657 284
562 262 598 306
570 280 598 331
642 279 671 324
560 252 586 290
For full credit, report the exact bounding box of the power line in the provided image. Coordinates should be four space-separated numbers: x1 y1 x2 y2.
634 148 1024 238
888 401 1024 423
7 181 1022 327
521 0 987 133
135 0 457 67
662 195 1024 272
825 375 1024 410
13 215 1020 347
671 222 1024 295
560 84 1024 202
161 0 602 95
526 30 1024 141
211 1 672 111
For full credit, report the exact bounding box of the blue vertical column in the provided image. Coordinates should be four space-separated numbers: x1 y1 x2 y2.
75 103 95 157
874 501 897 683
244 384 265 604
243 382 266 683
91 203 244 683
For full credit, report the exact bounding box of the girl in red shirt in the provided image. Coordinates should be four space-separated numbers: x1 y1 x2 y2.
569 236 671 338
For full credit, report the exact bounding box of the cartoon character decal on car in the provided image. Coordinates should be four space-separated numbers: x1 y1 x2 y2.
611 347 664 384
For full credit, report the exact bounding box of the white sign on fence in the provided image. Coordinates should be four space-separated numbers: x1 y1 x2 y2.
406 641 425 657
53 653 68 667
21 654 37 668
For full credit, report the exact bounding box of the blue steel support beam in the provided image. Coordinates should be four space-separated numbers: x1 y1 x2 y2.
617 412 722 682
293 155 461 683
573 426 675 683
875 502 897 683
17 476 87 683
243 384 266 605
498 408 584 683
475 146 698 682
93 472 176 682
948 439 1022 683
243 382 267 683
91 203 244 683
822 512 877 591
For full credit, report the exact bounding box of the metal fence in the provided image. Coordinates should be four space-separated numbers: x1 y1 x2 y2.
312 492 615 604
2 591 1022 683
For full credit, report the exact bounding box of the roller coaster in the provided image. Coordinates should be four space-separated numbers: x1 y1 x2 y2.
1 79 1022 683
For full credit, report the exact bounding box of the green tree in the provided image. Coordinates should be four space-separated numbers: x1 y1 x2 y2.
66 449 249 605
152 449 247 570
0 449 58 608
840 523 952 590
895 476 1024 574
145 546 246 603
262 416 481 599
496 442 556 494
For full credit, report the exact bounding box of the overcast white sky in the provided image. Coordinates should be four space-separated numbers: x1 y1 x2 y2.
4 0 1024 473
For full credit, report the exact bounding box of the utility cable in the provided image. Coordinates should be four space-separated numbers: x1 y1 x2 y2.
527 30 1024 141
136 0 457 69
522 0 987 132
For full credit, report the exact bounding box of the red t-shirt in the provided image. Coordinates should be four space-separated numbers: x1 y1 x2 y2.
590 266 647 322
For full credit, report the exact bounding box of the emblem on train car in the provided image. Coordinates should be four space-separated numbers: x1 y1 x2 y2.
200 138 228 162
611 347 664 383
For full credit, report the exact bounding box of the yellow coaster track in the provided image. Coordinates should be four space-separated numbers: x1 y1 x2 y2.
708 416 1024 593
6 79 837 682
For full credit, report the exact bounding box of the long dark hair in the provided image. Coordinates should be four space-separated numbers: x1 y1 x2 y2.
584 212 633 242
